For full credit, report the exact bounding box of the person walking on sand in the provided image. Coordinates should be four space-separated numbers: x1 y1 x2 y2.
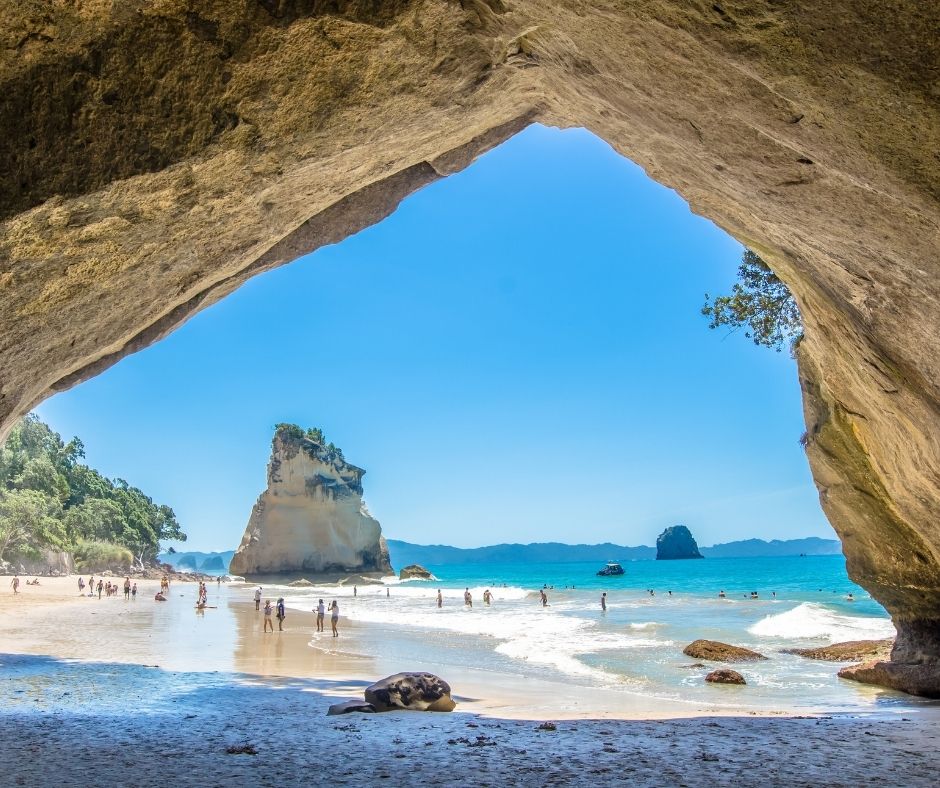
254 586 262 611
123 577 131 600
11 575 19 594
263 600 274 633
601 592 607 611
78 577 85 595
315 599 325 632
437 589 443 609
97 579 103 599
276 598 286 631
330 600 339 637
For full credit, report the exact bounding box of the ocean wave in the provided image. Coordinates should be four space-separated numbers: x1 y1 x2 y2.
748 602 895 642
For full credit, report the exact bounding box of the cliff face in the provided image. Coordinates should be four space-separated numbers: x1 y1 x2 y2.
229 429 391 577
656 526 704 560
2 1 940 693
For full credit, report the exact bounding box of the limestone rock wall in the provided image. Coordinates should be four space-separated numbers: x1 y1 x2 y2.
2 1 940 690
229 429 391 577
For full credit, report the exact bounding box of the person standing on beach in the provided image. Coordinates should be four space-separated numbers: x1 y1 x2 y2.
437 590 443 608
601 592 607 611
11 576 19 594
316 599 325 632
131 583 137 599
97 579 103 599
276 598 286 631
330 600 339 637
123 577 131 600
354 586 357 598
254 587 262 611
78 577 85 595
263 600 274 632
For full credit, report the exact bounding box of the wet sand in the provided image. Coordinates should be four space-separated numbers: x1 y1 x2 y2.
2 575 940 785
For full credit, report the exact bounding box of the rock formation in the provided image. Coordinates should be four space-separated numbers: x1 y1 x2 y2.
705 669 746 686
783 639 894 662
656 526 703 560
399 564 434 580
2 1 940 694
364 672 456 712
683 640 767 662
229 425 391 578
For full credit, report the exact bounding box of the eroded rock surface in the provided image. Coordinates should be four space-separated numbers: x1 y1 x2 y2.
229 426 391 577
705 669 746 685
365 672 456 712
2 1 940 693
838 661 940 700
683 640 767 662
783 639 894 662
399 564 434 580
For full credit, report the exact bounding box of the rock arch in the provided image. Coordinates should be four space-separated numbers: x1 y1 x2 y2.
1 1 938 693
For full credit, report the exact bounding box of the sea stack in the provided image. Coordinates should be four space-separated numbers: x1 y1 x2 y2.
656 525 704 560
229 424 391 578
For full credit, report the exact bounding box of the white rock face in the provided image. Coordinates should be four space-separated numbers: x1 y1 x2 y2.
229 429 391 577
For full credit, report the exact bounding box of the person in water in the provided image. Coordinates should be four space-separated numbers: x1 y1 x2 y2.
483 589 492 606
354 586 357 597
437 590 443 608
131 583 137 599
330 600 339 637
601 592 607 611
718 590 726 598
539 589 548 607
263 600 274 633
464 588 472 608
315 599 325 632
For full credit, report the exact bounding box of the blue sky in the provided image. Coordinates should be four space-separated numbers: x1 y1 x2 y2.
36 125 832 551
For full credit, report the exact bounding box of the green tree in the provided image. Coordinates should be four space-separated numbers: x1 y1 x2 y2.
0 489 66 561
63 498 126 544
702 250 802 352
14 455 69 503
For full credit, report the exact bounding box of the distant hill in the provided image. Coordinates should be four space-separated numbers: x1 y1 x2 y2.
700 537 841 558
159 550 236 574
385 540 655 567
387 536 841 567
163 537 842 574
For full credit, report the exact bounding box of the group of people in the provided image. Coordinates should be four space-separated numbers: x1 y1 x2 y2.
314 598 339 636
458 588 495 609
76 575 136 600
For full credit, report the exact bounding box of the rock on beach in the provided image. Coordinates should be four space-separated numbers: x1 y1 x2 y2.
365 673 456 712
705 669 747 685
783 639 894 662
683 640 767 662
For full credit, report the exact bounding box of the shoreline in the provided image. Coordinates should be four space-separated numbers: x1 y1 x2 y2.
0 574 932 722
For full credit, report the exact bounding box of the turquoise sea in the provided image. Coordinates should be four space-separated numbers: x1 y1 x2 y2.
278 555 939 716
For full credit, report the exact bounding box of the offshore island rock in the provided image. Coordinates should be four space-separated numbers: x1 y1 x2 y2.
656 525 704 560
229 425 392 578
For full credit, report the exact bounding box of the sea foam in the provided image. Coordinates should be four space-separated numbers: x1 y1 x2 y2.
748 602 895 642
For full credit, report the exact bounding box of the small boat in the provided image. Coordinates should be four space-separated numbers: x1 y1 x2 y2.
597 561 625 576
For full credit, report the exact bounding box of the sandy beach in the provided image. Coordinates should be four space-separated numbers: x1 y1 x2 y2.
2 575 940 785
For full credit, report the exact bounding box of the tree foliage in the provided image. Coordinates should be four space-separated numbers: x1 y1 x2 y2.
0 414 185 565
702 250 803 352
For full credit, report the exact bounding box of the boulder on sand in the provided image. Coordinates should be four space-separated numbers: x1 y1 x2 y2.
838 661 940 699
705 669 747 685
327 700 377 715
783 639 894 662
364 672 456 712
683 640 767 662
399 564 433 580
